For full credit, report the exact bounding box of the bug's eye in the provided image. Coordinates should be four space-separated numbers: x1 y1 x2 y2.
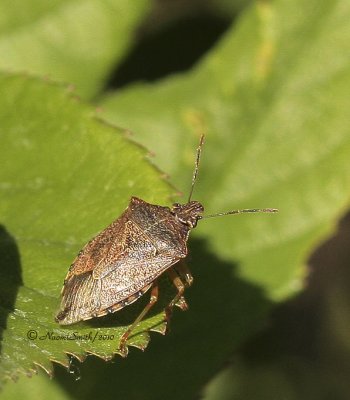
172 203 180 208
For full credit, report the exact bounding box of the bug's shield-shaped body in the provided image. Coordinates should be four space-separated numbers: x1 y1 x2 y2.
56 196 203 325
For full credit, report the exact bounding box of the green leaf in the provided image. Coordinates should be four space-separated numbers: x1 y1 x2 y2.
2 0 350 398
0 72 173 383
0 371 68 400
95 0 350 397
101 0 350 298
0 0 150 99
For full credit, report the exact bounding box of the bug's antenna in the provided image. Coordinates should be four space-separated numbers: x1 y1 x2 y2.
188 134 205 202
200 208 278 219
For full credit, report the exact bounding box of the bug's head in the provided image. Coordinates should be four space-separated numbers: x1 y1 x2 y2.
171 201 204 228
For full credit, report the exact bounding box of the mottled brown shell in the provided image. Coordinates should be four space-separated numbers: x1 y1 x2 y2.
56 197 203 325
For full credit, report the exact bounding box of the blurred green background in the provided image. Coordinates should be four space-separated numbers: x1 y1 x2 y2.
1 0 350 399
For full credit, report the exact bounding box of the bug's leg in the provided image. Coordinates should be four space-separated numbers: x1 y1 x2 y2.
173 261 193 309
166 267 188 313
175 261 193 288
119 282 159 356
164 268 187 333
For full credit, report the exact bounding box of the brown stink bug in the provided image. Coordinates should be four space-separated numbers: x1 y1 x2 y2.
55 135 277 354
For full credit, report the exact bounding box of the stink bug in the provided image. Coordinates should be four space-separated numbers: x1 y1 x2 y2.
55 135 277 354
